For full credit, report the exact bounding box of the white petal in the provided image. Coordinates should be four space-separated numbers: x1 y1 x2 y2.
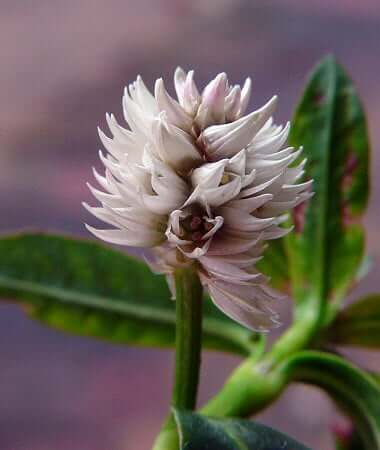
238 77 252 117
188 176 241 208
191 160 228 188
182 70 201 115
248 122 290 155
202 96 278 160
220 207 274 231
224 85 241 121
228 193 273 212
174 67 187 105
152 113 202 172
85 224 163 247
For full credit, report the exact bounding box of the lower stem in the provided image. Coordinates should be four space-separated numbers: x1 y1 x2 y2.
172 267 203 410
152 267 203 450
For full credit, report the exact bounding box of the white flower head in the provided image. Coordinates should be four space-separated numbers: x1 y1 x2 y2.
84 68 313 331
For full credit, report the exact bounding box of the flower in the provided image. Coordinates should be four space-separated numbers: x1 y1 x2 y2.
84 68 312 331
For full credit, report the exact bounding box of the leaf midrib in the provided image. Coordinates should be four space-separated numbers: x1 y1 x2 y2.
319 58 338 305
0 274 250 352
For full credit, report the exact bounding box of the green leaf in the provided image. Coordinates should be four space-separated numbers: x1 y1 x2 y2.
0 232 257 355
327 294 380 348
287 55 369 320
282 351 380 449
173 409 310 450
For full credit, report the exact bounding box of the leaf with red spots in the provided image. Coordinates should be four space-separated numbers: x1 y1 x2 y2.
286 55 369 323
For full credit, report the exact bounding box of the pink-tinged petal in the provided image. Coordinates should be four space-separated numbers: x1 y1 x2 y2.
199 256 267 284
155 78 193 131
203 278 280 331
196 72 228 128
207 234 262 256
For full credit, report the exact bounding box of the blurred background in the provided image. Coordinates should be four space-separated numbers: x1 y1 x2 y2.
1 1 379 448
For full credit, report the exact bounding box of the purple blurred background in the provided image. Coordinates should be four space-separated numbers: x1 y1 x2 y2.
1 1 379 448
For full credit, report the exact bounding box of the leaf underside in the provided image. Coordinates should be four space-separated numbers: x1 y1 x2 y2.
174 409 310 450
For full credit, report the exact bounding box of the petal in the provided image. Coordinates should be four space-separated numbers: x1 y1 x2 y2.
238 77 252 117
201 276 280 331
228 193 273 212
207 234 262 256
191 160 228 188
85 224 163 247
155 78 193 131
195 72 227 128
152 113 202 172
174 67 187 105
220 207 274 231
182 70 201 115
224 85 241 121
201 96 278 160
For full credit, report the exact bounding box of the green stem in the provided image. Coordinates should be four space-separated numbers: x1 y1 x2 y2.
172 267 203 410
201 310 319 418
153 287 320 449
152 268 203 450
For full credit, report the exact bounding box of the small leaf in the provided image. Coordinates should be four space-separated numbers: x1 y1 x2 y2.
282 351 380 449
174 409 310 450
327 294 380 349
0 233 257 355
287 55 370 320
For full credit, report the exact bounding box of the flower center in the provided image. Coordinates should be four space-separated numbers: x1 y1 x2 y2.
178 205 215 243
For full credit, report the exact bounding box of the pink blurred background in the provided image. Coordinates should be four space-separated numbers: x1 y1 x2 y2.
0 1 379 449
